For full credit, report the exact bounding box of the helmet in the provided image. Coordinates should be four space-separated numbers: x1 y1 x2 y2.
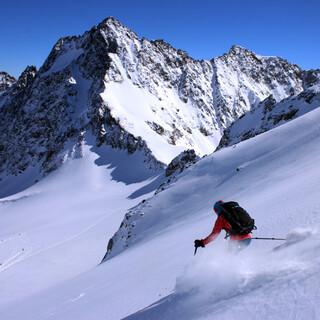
213 200 224 215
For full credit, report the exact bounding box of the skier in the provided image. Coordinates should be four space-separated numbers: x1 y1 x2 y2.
194 200 256 252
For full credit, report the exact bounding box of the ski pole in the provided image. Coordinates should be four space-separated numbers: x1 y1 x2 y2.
251 237 286 241
194 246 198 255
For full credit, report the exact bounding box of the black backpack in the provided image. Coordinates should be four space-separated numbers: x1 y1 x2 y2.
221 201 256 235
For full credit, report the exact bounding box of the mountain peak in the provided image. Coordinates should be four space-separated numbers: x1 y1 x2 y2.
18 65 37 81
97 16 123 28
228 44 255 56
94 16 139 42
0 71 16 83
10 65 37 92
0 71 16 94
96 16 136 35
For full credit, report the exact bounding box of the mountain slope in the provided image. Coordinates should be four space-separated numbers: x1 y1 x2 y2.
2 102 320 320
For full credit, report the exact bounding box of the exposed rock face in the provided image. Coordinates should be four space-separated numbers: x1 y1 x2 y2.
165 149 200 177
0 17 313 185
302 69 320 90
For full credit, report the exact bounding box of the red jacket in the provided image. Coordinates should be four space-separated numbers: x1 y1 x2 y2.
203 214 252 245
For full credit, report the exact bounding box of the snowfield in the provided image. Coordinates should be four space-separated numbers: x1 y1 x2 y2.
101 54 221 164
1 107 320 319
0 143 163 310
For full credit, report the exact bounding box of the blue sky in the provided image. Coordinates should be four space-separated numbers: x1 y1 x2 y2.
1 0 319 78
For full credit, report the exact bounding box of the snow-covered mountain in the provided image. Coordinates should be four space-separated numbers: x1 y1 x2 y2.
212 45 304 121
217 70 320 148
0 17 311 197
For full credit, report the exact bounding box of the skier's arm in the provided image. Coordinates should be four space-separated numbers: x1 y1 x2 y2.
202 216 223 245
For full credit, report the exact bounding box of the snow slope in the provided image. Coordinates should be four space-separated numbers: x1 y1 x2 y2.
1 101 320 319
0 140 163 308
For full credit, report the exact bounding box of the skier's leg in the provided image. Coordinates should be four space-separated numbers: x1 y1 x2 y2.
228 238 251 253
238 238 252 251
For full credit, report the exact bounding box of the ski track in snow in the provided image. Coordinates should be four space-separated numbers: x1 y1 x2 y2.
0 249 26 271
0 232 30 272
0 214 110 273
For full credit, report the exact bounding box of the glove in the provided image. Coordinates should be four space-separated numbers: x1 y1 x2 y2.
194 239 205 248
